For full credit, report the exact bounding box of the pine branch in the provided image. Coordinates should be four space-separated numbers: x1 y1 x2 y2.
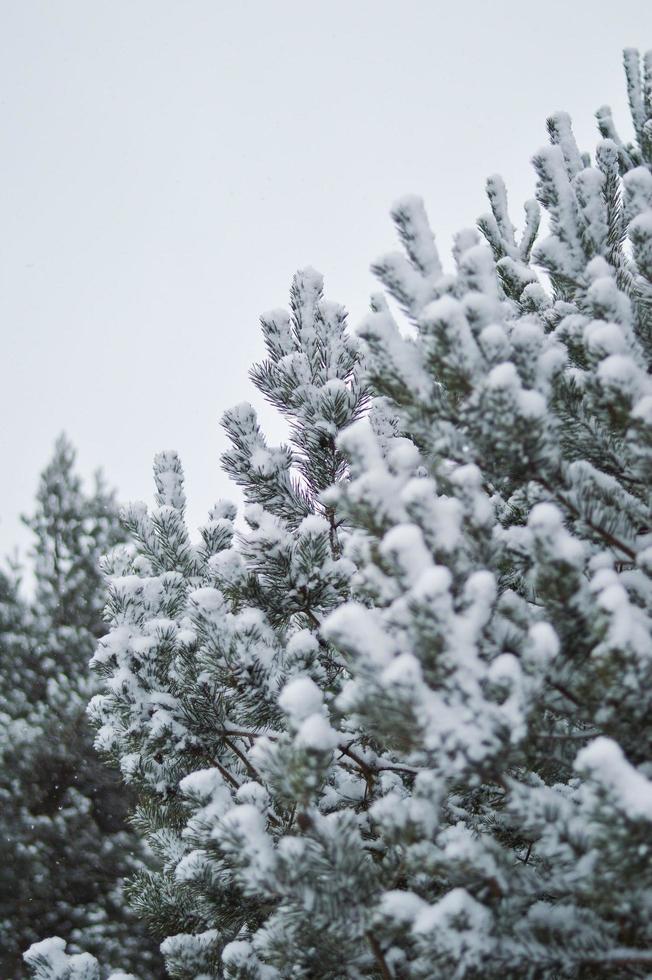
539 476 637 560
366 931 394 980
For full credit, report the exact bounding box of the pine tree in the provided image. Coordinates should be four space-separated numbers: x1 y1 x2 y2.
1 436 162 978
321 47 652 977
27 48 652 979
71 268 370 979
0 559 36 720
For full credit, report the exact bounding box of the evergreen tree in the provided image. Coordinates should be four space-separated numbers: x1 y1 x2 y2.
0 559 36 720
1 436 162 978
27 49 652 979
76 268 369 978
322 47 652 976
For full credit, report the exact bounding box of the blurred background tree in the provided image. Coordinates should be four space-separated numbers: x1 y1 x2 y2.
0 435 163 978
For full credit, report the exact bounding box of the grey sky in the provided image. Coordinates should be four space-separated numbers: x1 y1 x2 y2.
1 1 650 563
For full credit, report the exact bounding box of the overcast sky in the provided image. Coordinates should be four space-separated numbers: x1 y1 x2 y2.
1 1 651 564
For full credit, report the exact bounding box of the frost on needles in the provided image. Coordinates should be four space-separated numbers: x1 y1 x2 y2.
26 49 652 979
1 437 161 979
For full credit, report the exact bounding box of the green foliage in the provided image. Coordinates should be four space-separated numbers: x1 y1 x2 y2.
27 49 652 980
1 436 162 978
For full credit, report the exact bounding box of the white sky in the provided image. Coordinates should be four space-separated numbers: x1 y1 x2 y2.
1 1 650 563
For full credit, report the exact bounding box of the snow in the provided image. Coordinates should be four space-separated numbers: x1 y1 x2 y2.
322 602 395 667
576 738 652 820
485 361 546 417
216 804 276 872
421 296 482 377
487 361 520 390
488 654 526 742
209 547 246 585
486 174 517 248
452 228 479 259
380 524 432 584
401 481 464 553
338 419 383 470
528 503 584 564
463 571 497 627
221 940 279 978
597 354 643 393
209 499 238 521
23 937 68 969
479 323 511 361
160 929 220 966
297 514 330 537
296 713 339 751
222 940 253 965
153 451 186 510
488 652 522 685
412 565 453 602
413 887 490 935
586 276 633 332
23 939 102 979
591 569 652 656
250 448 275 475
526 621 560 664
278 676 324 721
630 210 652 273
449 463 482 492
174 848 210 884
632 394 652 423
594 576 629 614
225 401 259 430
179 767 228 801
293 266 324 320
583 320 627 356
390 195 443 277
623 166 652 220
517 388 546 418
510 317 545 351
236 780 270 810
547 111 583 177
386 436 420 472
189 586 225 615
286 629 319 660
380 889 426 923
382 652 423 687
412 887 495 971
357 309 432 400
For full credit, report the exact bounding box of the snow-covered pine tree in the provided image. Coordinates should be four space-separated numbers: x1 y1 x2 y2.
1 436 161 978
0 559 35 722
27 48 652 980
77 269 372 978
0 559 45 970
320 47 652 976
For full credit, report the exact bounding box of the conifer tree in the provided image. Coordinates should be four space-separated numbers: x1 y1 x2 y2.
1 436 161 978
71 269 369 978
27 49 652 979
0 560 35 721
321 47 652 977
